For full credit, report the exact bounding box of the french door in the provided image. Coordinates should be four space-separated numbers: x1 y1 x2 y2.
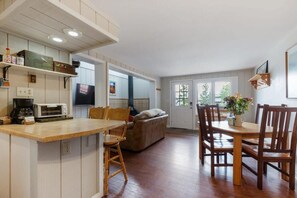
170 80 194 129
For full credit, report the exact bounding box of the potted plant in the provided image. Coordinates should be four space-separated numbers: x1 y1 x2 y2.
224 94 253 126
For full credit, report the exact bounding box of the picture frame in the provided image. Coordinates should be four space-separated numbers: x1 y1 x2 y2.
286 44 297 98
109 81 116 95
256 60 268 74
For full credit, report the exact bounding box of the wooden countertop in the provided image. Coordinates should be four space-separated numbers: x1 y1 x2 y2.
0 118 124 143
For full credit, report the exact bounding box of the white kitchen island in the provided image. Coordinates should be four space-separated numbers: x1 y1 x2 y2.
0 118 123 198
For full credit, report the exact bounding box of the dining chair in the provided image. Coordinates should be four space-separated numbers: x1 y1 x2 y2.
197 104 232 162
103 107 130 195
243 103 287 145
197 104 233 177
242 104 297 190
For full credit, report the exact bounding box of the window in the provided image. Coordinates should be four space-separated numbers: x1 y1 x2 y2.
196 77 238 107
175 84 189 106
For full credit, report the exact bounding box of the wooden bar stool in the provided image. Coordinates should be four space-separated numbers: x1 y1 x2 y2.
104 107 130 195
89 106 109 119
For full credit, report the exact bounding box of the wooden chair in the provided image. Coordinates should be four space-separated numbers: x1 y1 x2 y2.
255 104 287 124
104 107 130 195
197 105 233 177
243 104 287 145
89 106 109 119
242 104 297 190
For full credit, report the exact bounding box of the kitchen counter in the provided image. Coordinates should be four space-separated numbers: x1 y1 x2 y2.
0 118 123 198
0 118 124 142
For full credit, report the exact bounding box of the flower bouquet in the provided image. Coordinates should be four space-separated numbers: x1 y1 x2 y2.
224 94 253 126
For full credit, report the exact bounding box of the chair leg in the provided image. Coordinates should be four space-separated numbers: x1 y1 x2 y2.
289 161 295 190
211 151 215 177
201 147 205 165
257 160 263 190
117 144 128 181
263 162 267 175
104 147 110 195
216 153 220 164
224 153 227 164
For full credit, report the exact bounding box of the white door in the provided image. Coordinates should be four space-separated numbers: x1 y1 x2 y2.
170 80 193 129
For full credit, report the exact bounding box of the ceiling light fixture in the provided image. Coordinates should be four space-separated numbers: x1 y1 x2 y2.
48 35 66 43
63 29 83 38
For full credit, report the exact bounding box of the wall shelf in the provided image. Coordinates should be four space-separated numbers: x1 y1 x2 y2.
0 62 77 88
248 73 270 90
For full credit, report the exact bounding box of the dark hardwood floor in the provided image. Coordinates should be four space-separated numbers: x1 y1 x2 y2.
107 128 297 198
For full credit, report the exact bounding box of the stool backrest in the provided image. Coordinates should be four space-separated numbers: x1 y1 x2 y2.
89 106 109 119
107 107 130 138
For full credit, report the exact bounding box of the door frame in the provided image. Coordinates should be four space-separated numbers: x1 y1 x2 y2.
169 79 195 130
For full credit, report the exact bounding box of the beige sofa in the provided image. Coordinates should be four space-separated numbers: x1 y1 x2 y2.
120 114 168 152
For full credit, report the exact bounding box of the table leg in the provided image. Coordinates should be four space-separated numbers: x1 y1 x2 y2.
233 134 242 185
198 133 202 160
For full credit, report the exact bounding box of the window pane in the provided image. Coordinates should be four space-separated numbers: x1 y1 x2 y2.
197 83 212 105
175 84 189 107
215 81 231 106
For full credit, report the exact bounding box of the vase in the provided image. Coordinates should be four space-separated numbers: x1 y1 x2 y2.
234 115 243 127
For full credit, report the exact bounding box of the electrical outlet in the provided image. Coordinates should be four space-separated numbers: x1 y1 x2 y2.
17 87 28 97
16 87 33 97
27 88 33 97
62 141 71 155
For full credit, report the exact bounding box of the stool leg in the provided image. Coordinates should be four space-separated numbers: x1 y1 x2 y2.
104 147 110 195
117 144 128 181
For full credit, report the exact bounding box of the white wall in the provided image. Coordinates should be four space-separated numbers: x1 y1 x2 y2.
109 74 128 99
108 71 150 99
133 77 150 98
161 69 254 124
255 25 297 107
0 31 71 117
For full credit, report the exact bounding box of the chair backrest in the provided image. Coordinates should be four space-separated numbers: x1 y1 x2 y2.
255 103 287 124
107 107 130 138
197 103 221 121
208 104 221 121
197 104 214 148
258 105 297 157
89 106 109 119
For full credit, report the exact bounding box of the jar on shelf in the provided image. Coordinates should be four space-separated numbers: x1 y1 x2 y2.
4 48 11 63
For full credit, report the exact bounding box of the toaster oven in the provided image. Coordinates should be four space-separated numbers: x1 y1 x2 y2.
34 103 67 118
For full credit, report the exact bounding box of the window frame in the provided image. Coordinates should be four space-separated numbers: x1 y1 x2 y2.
195 76 238 107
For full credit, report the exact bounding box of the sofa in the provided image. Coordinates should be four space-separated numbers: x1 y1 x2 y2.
120 109 168 152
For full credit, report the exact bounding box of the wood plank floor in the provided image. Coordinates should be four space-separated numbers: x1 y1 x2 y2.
107 128 297 198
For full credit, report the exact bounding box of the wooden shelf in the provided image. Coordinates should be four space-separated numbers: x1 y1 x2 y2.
0 62 77 88
0 86 9 89
248 73 270 90
0 62 77 77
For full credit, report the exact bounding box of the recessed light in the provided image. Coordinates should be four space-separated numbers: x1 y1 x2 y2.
48 35 66 43
63 29 82 38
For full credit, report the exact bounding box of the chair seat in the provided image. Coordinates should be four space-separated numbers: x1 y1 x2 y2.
213 133 233 141
242 143 292 161
203 140 233 151
242 138 272 145
104 134 126 146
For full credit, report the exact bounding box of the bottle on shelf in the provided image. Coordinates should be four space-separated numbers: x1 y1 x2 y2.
4 47 11 63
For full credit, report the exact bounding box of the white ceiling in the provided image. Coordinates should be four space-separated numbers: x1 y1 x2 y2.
91 0 297 77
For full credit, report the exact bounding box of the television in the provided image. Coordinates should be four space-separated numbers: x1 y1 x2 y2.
75 83 95 105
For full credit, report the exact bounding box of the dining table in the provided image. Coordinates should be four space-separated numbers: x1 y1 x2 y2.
211 121 273 186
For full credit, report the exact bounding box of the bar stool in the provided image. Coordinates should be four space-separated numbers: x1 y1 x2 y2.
104 107 130 195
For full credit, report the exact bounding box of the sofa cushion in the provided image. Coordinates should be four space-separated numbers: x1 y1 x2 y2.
141 108 166 117
133 112 149 122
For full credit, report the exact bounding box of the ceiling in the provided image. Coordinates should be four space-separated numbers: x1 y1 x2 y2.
91 0 297 77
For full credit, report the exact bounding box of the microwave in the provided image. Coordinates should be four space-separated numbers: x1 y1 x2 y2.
34 103 67 118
